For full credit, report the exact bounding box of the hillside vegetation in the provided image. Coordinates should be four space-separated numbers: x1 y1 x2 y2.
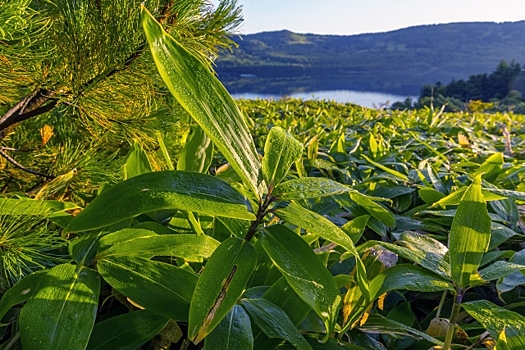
216 21 525 82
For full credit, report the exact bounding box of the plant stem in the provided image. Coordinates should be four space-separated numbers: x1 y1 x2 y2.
436 290 448 319
244 186 276 242
4 332 20 350
443 291 463 350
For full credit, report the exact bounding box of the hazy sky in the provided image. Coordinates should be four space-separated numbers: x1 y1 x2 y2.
219 0 525 35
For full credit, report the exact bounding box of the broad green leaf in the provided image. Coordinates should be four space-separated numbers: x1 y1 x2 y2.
263 127 303 186
254 277 312 349
369 264 454 298
240 298 311 350
177 125 214 173
260 225 341 339
418 187 446 205
334 192 395 228
347 191 395 227
378 232 451 279
0 197 79 216
448 175 491 289
277 336 366 349
274 177 351 200
189 237 257 344
341 215 370 244
359 314 443 346
19 264 100 350
274 201 358 256
86 310 169 350
123 141 152 180
0 270 47 320
142 7 261 195
498 249 525 294
98 229 219 262
204 305 253 350
474 152 503 182
98 257 197 321
361 154 409 181
478 261 525 283
66 171 255 233
426 163 447 194
482 187 525 201
463 300 525 348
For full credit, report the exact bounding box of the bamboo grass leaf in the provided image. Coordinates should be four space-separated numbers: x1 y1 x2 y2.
240 298 311 350
260 225 341 340
97 257 197 322
203 305 253 350
19 264 100 350
448 175 491 289
141 6 262 195
86 310 169 350
66 171 255 233
188 237 257 345
262 126 303 186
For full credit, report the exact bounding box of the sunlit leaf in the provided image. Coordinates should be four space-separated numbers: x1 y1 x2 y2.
448 175 491 289
142 6 261 195
263 126 303 186
189 237 257 344
19 264 100 350
66 171 255 233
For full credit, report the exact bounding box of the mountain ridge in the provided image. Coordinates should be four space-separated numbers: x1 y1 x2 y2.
215 20 525 88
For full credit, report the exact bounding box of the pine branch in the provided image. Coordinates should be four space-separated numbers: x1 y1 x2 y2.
0 149 55 179
0 89 57 135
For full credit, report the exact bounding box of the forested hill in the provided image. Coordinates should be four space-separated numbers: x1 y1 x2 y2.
215 21 525 81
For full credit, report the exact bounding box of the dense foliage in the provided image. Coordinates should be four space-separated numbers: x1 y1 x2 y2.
393 60 525 113
1 2 525 350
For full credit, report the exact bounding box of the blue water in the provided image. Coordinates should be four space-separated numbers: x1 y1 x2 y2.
231 89 412 108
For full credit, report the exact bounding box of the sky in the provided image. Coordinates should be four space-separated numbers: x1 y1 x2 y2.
214 0 525 35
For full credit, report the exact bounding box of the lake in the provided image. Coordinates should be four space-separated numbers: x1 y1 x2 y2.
231 90 411 108
219 72 426 108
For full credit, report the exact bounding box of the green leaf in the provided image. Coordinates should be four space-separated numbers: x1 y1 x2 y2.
378 231 451 279
260 225 341 339
448 175 491 289
66 171 255 233
97 257 197 322
479 261 525 283
204 305 253 350
361 154 409 181
98 228 220 262
254 277 312 349
0 270 47 320
274 177 351 200
341 215 370 244
86 310 169 350
19 264 100 350
346 191 395 227
0 197 79 216
189 237 257 344
498 249 525 294
123 141 153 180
240 298 311 350
369 264 454 298
262 127 303 186
463 300 525 347
274 201 358 256
474 153 503 182
177 125 214 173
142 6 261 195
359 314 443 346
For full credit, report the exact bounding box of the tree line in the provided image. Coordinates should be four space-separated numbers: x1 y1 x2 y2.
392 60 525 113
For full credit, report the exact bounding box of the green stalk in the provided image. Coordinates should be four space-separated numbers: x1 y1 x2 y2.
443 291 463 350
